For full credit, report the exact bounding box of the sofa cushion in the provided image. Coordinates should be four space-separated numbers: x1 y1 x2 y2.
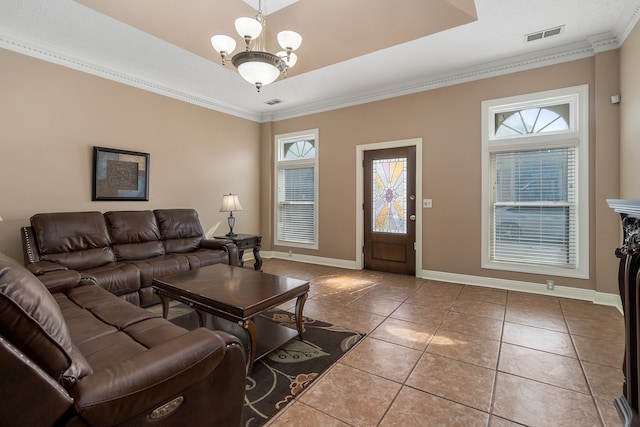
31 212 115 270
81 262 141 297
155 209 205 253
0 253 92 387
105 211 166 261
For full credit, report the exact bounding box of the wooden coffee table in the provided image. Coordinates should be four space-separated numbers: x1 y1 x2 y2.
152 264 309 372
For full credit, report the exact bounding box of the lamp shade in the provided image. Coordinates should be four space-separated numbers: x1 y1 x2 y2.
237 60 281 86
211 35 237 54
220 194 243 212
235 17 262 40
277 30 302 51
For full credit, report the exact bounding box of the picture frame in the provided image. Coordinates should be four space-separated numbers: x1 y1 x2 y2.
92 146 150 201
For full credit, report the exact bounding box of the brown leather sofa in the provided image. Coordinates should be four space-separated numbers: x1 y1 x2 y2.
0 251 246 426
21 209 237 307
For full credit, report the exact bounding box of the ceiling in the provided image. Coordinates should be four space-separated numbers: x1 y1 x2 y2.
0 0 639 122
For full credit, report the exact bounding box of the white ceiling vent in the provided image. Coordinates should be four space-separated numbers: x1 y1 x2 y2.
264 99 284 106
525 25 564 43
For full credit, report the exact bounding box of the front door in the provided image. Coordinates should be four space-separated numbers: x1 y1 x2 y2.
363 146 416 275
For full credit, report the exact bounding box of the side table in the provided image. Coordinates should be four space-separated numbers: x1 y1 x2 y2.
216 234 262 271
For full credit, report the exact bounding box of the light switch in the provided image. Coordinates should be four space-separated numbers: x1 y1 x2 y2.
423 199 433 208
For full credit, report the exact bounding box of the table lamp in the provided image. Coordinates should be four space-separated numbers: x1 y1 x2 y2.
219 194 243 237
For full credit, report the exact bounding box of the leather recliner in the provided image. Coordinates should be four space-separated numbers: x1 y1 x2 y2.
0 251 246 426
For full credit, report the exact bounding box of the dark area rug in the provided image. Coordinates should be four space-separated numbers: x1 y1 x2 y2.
150 304 364 427
243 310 364 426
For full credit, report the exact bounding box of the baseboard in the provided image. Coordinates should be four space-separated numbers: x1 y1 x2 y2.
421 269 623 314
262 251 623 313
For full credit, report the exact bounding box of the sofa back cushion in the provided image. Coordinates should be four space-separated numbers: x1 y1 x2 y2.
154 209 204 253
31 212 115 270
105 211 165 261
0 252 92 388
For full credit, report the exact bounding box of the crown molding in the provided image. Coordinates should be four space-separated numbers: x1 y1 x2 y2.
0 28 623 124
0 31 263 122
261 35 617 122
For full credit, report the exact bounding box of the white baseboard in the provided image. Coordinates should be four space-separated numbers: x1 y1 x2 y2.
262 251 623 313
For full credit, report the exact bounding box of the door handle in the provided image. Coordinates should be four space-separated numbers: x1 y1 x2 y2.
410 214 416 221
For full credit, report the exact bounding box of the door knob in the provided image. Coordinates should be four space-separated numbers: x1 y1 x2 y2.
410 215 416 221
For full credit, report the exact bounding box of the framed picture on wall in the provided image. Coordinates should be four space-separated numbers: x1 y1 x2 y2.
92 146 150 201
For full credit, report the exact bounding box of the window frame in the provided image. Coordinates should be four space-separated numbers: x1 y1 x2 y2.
274 129 319 250
481 85 589 279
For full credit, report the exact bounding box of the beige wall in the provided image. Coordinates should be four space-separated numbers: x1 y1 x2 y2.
268 56 621 294
0 49 261 262
620 20 640 198
0 35 628 295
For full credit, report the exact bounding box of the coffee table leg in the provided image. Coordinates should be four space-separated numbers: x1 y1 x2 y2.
295 292 308 340
242 319 258 373
158 294 170 319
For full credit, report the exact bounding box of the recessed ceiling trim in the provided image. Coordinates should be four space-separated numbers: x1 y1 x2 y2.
0 31 262 122
0 29 619 124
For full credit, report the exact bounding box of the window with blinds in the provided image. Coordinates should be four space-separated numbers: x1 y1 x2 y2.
481 86 588 278
275 130 318 249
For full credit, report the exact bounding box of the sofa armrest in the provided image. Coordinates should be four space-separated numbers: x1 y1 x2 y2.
26 260 68 275
71 328 238 426
32 269 82 293
201 239 238 266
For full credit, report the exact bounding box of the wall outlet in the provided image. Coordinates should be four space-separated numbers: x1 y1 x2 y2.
423 199 433 208
288 250 293 257
546 280 555 290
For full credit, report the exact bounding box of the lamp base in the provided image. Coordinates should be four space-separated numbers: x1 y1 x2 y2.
225 232 238 238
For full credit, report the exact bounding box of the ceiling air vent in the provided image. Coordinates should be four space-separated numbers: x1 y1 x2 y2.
264 99 284 106
525 25 564 43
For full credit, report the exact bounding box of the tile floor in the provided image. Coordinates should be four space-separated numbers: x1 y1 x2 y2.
259 259 626 427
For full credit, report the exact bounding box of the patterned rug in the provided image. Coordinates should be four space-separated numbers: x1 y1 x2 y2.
243 310 364 427
153 304 364 426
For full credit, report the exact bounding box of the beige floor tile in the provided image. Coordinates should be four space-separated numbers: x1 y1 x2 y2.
370 317 437 350
390 302 448 327
459 285 508 305
507 291 563 315
489 416 524 427
582 361 625 401
267 402 349 427
559 299 623 322
300 299 348 323
347 294 403 316
340 337 422 382
407 353 495 412
365 283 420 301
597 396 624 427
379 386 489 427
452 299 506 320
427 329 500 369
441 311 504 341
572 335 625 368
492 372 601 427
504 305 569 333
405 290 458 310
299 363 401 427
498 343 589 393
420 280 465 297
332 309 386 334
502 321 576 357
565 315 625 342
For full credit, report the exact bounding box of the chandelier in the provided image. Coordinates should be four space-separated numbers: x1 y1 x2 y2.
211 0 302 92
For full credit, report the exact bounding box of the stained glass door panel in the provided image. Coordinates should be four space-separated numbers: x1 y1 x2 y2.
372 157 407 234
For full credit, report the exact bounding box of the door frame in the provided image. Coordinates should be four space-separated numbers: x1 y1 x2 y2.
356 138 423 274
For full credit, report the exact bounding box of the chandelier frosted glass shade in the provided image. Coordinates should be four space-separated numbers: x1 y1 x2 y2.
211 1 302 91
232 51 287 91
